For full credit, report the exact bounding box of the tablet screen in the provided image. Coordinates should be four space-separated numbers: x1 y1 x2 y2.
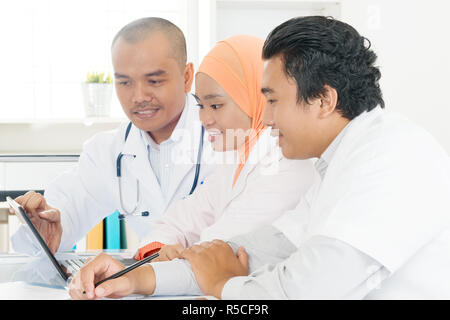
6 196 69 282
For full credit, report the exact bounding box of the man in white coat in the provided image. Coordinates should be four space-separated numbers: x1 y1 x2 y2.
10 17 216 255
180 16 450 299
63 16 450 300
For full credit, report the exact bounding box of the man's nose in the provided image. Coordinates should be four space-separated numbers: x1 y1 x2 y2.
132 82 152 105
262 105 274 127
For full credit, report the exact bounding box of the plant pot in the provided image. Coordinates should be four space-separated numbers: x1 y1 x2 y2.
81 82 113 117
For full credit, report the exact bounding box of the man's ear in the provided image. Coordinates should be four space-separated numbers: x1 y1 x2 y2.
183 62 194 93
318 84 338 119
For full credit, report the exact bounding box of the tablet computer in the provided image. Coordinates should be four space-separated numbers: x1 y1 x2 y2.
6 196 71 282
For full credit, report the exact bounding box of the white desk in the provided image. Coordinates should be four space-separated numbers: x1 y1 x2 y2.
0 281 70 300
0 252 215 300
0 253 36 282
0 253 70 299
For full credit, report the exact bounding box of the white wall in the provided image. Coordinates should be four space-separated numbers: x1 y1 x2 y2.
1 0 449 155
0 121 123 154
337 0 450 153
207 0 450 154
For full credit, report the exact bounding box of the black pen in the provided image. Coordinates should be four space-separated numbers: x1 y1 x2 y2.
82 252 159 294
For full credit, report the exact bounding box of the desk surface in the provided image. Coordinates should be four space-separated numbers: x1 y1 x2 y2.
0 251 213 300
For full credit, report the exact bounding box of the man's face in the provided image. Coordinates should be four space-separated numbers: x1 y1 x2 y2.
261 56 321 159
112 32 191 135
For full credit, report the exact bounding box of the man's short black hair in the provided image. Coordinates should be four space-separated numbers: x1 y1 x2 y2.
262 16 384 119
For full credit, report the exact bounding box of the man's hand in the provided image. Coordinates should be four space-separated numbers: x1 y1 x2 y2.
9 191 62 254
152 244 184 262
181 240 249 299
68 253 156 300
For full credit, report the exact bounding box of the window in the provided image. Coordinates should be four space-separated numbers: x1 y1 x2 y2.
0 0 188 120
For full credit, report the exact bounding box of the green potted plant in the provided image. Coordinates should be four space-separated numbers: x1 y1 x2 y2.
81 71 113 117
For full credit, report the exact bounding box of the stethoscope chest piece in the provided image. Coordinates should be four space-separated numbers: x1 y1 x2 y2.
118 211 150 220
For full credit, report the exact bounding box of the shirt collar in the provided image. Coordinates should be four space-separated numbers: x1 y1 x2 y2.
139 94 190 151
314 121 351 179
314 105 385 178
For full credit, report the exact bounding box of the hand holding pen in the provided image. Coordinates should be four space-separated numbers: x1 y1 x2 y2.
68 252 159 300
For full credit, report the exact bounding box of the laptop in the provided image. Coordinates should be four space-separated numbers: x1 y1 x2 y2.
6 196 136 285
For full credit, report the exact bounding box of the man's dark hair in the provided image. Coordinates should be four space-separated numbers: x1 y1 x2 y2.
262 16 384 119
112 17 187 70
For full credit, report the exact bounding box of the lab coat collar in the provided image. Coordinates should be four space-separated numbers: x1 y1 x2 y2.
274 105 386 249
139 96 190 151
305 105 450 272
314 119 353 180
228 128 281 202
313 106 383 188
164 95 206 203
119 94 203 204
121 94 195 156
120 121 164 200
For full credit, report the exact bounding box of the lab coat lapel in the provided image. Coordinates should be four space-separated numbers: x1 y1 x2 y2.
164 97 203 204
274 108 383 247
307 106 450 272
310 107 383 221
227 129 274 205
227 160 254 203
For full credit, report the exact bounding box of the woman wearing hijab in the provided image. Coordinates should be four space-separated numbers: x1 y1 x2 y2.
68 35 316 299
133 34 317 262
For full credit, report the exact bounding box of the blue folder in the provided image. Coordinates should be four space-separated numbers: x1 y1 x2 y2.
120 219 127 249
105 211 121 249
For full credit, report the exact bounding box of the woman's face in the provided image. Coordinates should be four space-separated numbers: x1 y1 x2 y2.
194 72 252 151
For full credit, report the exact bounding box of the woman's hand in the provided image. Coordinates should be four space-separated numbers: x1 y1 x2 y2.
152 244 184 262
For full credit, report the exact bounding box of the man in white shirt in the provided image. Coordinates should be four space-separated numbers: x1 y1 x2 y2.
10 17 216 255
66 16 450 300
181 16 450 299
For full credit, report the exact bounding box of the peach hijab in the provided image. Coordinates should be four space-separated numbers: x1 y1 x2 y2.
197 35 266 187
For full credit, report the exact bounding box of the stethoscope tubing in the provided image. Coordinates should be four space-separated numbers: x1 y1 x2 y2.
116 123 204 218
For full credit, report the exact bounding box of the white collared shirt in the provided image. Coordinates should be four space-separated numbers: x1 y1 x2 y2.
139 101 189 197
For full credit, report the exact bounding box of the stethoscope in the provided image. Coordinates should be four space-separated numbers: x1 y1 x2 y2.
116 121 205 220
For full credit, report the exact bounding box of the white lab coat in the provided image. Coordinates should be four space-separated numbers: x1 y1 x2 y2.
263 106 450 299
139 128 317 248
11 95 217 254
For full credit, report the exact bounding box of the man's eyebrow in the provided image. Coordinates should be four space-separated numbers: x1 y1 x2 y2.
144 70 166 77
114 73 129 79
261 87 275 95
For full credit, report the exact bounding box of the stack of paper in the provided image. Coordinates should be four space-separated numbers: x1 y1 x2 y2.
123 220 140 251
